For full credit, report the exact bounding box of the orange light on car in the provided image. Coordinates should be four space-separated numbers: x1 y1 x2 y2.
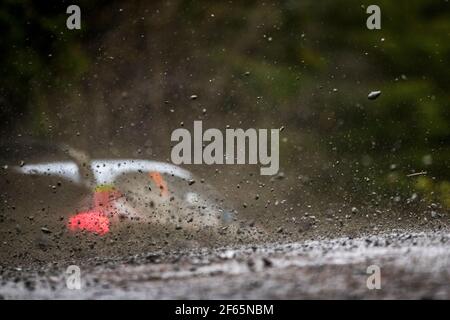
149 171 169 197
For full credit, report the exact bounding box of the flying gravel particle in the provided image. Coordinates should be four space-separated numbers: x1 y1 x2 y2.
368 91 381 100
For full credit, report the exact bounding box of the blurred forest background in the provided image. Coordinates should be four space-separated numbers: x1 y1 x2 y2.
0 0 449 210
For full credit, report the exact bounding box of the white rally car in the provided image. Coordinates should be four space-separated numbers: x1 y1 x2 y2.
3 143 235 235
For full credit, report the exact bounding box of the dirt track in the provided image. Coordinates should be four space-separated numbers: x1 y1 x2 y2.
1 157 449 299
1 230 449 299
